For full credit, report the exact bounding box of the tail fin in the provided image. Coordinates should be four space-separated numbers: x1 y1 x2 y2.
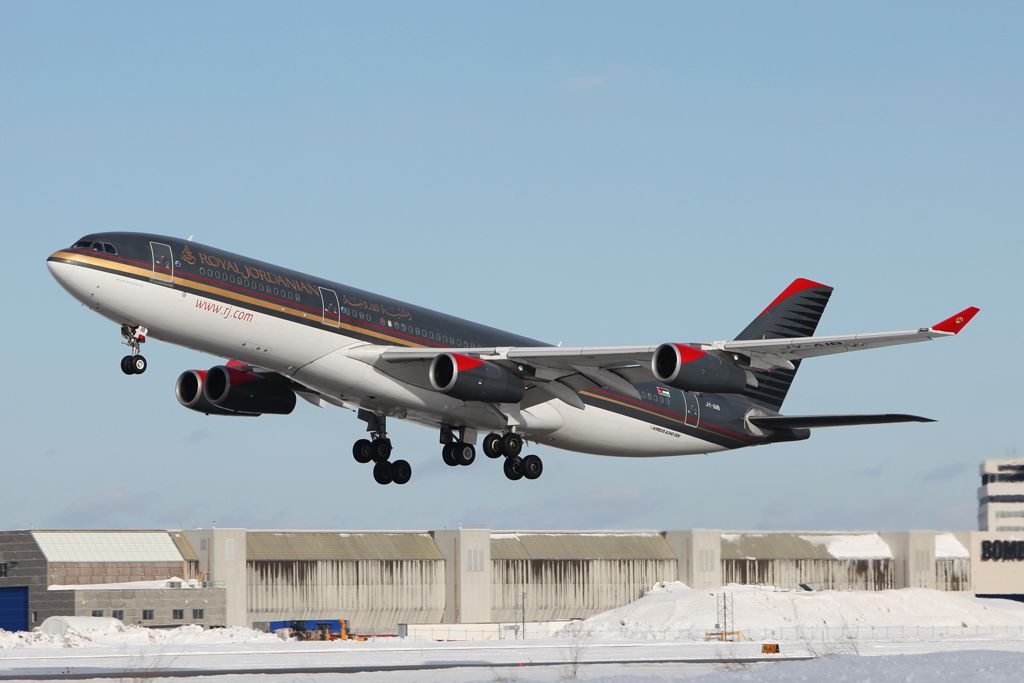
735 278 833 410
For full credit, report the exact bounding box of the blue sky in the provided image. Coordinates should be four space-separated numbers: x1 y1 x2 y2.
1 2 1020 532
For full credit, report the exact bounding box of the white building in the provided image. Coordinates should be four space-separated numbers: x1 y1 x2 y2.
978 459 1024 531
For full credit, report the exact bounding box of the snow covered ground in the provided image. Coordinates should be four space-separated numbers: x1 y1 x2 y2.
570 581 1024 641
2 584 1024 680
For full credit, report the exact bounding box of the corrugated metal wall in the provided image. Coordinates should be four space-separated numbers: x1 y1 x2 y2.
936 559 971 591
722 559 896 590
247 559 444 633
491 559 677 622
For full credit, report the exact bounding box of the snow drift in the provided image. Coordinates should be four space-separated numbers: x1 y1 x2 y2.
560 582 1024 640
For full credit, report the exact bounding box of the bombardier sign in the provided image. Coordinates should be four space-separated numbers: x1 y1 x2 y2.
981 540 1024 561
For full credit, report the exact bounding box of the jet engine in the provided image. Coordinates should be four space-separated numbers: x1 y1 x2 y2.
202 365 297 415
651 343 748 393
175 365 296 415
429 353 525 403
175 370 247 416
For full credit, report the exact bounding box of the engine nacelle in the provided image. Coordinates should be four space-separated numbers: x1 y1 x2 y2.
200 365 297 415
175 370 250 416
429 353 525 403
651 343 748 393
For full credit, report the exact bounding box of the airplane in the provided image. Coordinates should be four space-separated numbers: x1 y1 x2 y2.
47 233 979 486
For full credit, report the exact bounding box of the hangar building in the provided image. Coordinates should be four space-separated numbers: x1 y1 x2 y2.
3 526 1022 634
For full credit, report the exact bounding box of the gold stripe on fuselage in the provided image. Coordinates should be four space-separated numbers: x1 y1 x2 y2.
50 251 424 349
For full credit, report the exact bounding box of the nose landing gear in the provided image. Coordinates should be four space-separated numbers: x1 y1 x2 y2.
120 325 148 375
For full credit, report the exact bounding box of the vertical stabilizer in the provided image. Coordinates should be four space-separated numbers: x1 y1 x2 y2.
735 278 833 410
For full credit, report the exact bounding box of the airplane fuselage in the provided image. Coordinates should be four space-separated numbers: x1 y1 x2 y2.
47 232 788 459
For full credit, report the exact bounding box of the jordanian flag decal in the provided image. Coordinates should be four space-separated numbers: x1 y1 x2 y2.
656 386 671 398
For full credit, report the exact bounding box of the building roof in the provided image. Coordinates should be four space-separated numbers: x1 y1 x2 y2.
32 531 185 562
246 532 444 561
169 532 199 562
720 533 893 560
491 533 676 560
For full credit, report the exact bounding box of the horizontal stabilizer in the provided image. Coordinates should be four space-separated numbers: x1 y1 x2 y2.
749 413 935 429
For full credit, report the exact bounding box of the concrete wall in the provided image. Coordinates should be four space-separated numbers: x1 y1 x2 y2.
663 530 722 589
68 588 226 627
0 531 64 629
184 528 247 627
490 558 677 622
434 529 491 624
246 559 444 633
968 531 1024 596
721 558 895 590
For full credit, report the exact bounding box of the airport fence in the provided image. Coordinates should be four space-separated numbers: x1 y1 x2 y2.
580 624 1024 643
403 623 1024 643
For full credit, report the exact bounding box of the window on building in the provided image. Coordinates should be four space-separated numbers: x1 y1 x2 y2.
192 609 204 620
92 610 104 617
0 562 7 578
142 609 154 621
31 612 38 623
172 609 184 620
995 510 1024 518
112 610 124 621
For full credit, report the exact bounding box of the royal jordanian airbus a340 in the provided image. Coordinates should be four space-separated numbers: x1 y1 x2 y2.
48 233 979 486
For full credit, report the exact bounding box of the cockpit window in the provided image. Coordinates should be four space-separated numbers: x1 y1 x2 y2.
72 240 92 249
103 243 117 255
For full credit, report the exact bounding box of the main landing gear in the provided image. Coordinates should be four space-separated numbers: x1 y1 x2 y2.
120 324 149 375
351 410 411 486
482 431 543 482
440 425 477 467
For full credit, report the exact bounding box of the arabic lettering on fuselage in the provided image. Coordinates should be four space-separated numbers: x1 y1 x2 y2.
344 294 412 320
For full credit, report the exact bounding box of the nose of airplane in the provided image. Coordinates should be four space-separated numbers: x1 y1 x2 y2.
47 250 90 301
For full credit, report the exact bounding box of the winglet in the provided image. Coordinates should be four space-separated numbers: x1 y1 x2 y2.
931 306 980 334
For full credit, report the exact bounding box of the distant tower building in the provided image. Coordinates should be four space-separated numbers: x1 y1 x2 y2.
978 459 1024 531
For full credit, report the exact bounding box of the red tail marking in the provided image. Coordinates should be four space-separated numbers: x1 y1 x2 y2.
759 278 829 316
932 306 980 334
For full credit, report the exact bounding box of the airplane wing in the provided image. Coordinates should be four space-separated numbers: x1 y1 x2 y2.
708 307 981 369
361 306 980 398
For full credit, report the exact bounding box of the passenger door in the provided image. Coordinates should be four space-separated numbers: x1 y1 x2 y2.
149 241 174 285
319 287 341 327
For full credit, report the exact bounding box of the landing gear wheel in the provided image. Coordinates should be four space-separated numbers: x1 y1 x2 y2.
503 456 524 481
373 461 393 485
391 459 412 485
371 438 393 463
482 433 503 459
442 444 458 467
120 356 135 375
353 439 373 464
453 443 476 466
522 454 543 480
131 355 148 374
502 433 523 458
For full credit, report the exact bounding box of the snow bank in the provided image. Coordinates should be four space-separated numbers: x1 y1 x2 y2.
0 623 280 650
562 582 1024 640
39 616 124 637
